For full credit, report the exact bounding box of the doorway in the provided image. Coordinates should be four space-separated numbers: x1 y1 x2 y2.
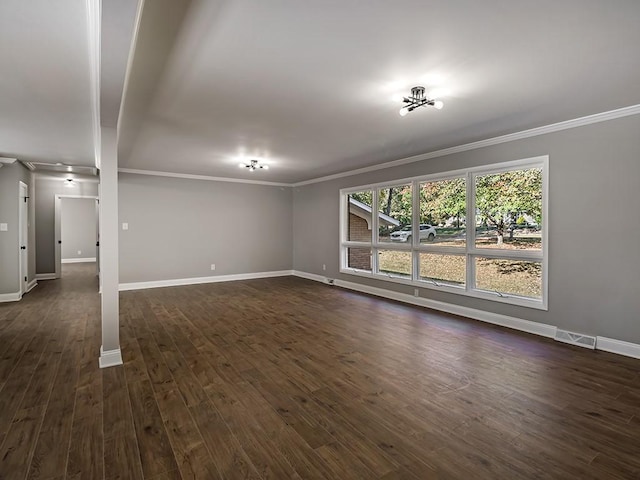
18 181 28 295
54 195 99 279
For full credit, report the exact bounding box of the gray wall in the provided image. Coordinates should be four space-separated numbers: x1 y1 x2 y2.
119 173 293 283
0 162 35 294
293 114 640 345
61 197 97 260
34 177 99 274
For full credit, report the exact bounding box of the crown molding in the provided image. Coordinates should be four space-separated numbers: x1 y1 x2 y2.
117 104 640 188
34 172 100 183
118 168 292 187
292 103 640 187
0 157 17 164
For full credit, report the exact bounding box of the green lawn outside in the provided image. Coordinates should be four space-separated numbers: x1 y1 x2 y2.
378 250 541 298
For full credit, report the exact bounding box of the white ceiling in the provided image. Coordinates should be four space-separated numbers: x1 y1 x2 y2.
120 0 640 183
0 0 95 166
2 1 640 184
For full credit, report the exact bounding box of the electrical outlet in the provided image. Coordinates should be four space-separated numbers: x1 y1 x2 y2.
210 264 216 271
0 223 7 231
122 222 128 230
322 264 326 271
414 289 419 297
77 250 82 255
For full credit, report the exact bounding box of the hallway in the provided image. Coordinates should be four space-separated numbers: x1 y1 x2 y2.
0 263 102 479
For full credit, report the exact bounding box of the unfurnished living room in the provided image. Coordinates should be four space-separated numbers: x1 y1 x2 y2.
1 1 639 479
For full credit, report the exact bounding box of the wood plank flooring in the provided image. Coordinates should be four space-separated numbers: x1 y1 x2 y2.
0 263 639 479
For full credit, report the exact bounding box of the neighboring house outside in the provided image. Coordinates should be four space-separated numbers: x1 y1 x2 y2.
348 197 399 270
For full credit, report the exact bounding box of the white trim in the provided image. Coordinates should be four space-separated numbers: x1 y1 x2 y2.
115 105 640 188
99 346 123 368
55 195 99 279
119 270 294 291
293 270 640 360
293 270 555 337
340 267 545 310
33 171 99 182
116 0 145 139
0 292 21 303
85 0 101 169
293 270 330 283
118 168 292 187
36 273 57 280
26 279 37 293
339 156 547 195
0 157 17 164
55 194 99 200
18 181 28 296
596 337 640 359
339 156 547 310
62 257 97 264
293 104 640 186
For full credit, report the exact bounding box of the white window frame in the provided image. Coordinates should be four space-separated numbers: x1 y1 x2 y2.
339 155 548 310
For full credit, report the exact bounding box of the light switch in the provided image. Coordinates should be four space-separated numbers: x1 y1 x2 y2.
0 223 7 231
122 223 128 230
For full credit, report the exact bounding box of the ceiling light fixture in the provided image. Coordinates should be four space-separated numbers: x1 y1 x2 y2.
64 178 76 188
238 159 269 172
399 86 444 116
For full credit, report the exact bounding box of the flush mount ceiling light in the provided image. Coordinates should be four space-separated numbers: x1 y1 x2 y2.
399 86 444 116
238 159 269 172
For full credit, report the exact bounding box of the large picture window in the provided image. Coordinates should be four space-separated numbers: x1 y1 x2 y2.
340 156 548 309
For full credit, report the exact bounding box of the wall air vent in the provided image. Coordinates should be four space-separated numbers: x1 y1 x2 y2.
325 278 335 286
554 329 597 349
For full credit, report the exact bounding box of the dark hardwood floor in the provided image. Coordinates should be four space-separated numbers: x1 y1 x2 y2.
0 263 639 479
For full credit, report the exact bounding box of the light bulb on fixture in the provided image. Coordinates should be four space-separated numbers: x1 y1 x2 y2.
239 159 269 172
398 86 445 115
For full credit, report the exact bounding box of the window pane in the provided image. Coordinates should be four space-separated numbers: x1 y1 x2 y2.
347 191 373 242
377 250 412 279
475 257 542 299
475 168 542 251
379 184 411 243
419 178 466 246
347 247 371 271
419 253 465 286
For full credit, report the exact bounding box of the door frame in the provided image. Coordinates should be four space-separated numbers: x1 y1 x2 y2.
18 181 28 296
54 194 99 279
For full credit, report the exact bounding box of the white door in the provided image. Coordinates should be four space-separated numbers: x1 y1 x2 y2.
95 199 100 277
55 195 61 279
19 182 28 295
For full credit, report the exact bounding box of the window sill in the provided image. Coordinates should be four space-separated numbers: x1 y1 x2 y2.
340 268 547 311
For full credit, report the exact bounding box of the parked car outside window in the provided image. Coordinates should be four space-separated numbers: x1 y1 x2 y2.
390 224 436 242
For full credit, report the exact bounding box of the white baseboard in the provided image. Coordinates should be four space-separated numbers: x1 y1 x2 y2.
119 270 294 291
62 257 96 264
35 273 57 280
99 346 123 368
294 270 328 283
332 274 555 338
292 270 640 360
26 279 37 293
596 337 640 359
0 292 21 303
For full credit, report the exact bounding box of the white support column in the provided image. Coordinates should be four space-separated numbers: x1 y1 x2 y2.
99 127 122 368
